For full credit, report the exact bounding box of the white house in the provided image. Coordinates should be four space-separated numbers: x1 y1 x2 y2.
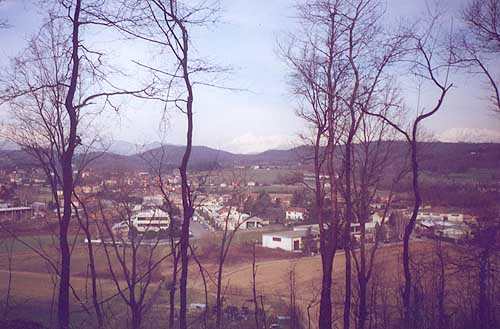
262 230 309 251
285 207 306 221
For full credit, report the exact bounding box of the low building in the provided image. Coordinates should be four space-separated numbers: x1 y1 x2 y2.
133 209 170 233
417 220 470 240
143 195 164 207
262 230 310 251
243 216 269 229
285 207 306 221
417 210 465 223
270 193 293 207
350 222 377 242
0 207 34 222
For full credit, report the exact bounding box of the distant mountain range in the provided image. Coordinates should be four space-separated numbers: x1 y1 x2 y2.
2 141 500 175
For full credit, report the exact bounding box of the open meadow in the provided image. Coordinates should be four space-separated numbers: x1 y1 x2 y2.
0 232 444 328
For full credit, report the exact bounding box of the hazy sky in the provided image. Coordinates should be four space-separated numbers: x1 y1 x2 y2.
1 0 499 153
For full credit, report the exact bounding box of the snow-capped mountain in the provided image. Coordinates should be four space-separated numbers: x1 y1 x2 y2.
223 133 298 154
437 128 500 143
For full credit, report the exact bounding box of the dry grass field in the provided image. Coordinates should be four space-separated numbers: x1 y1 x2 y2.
0 233 436 327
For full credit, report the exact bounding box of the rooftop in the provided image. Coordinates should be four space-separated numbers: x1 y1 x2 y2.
263 230 310 239
0 207 33 212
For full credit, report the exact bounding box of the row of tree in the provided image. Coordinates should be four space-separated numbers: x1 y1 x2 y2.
280 0 500 329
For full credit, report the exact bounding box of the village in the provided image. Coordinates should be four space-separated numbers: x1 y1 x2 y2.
0 164 479 251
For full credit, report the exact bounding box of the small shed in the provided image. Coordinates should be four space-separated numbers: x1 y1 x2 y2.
262 230 309 251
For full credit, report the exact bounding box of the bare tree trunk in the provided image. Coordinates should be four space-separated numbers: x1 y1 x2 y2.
252 242 260 329
478 248 489 329
290 267 297 329
343 114 357 329
131 303 142 329
435 239 446 329
168 249 179 329
319 55 341 329
83 229 103 327
319 253 334 329
215 196 249 329
73 201 103 328
260 295 268 329
178 21 195 329
215 247 225 329
356 189 369 329
357 225 367 329
402 140 420 329
2 238 14 320
58 2 82 327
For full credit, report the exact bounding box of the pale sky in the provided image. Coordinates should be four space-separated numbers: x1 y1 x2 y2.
0 0 499 153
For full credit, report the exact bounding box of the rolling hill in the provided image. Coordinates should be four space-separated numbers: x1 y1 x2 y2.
1 142 500 175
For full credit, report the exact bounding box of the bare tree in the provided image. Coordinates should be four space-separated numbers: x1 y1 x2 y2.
0 14 84 327
336 3 414 327
282 2 412 328
349 111 408 329
213 183 255 329
453 207 500 329
251 241 261 329
72 194 104 328
362 13 454 328
455 0 500 113
140 144 182 329
0 2 152 327
90 2 222 327
97 196 172 329
0 238 14 320
280 1 348 327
